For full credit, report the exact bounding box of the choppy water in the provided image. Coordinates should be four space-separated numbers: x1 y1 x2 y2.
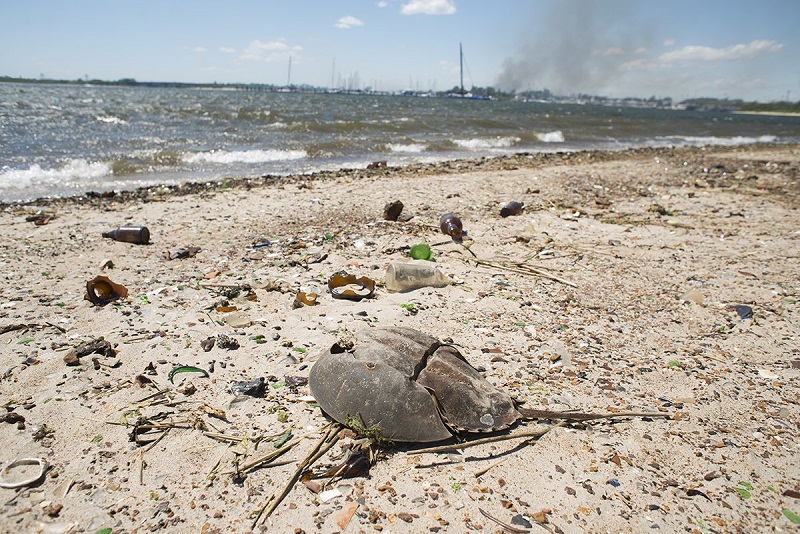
2 83 799 202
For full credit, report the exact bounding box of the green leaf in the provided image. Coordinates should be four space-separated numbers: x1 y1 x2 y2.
273 430 293 448
293 347 307 353
17 337 35 345
733 487 751 499
95 529 113 534
514 321 526 327
667 360 681 367
738 481 753 490
271 381 286 389
782 508 800 524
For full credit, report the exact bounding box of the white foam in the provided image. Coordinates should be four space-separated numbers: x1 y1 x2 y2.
672 134 777 147
0 160 112 190
387 143 427 153
95 115 128 125
536 130 565 143
183 149 308 164
453 136 520 149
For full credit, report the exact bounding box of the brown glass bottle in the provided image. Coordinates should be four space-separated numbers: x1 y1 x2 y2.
439 213 463 239
102 226 150 244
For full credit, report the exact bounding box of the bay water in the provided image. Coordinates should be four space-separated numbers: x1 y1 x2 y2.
2 83 798 203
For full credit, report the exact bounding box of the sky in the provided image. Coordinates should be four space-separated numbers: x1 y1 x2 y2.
2 0 798 102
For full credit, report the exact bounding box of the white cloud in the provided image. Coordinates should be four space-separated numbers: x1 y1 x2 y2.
400 0 456 15
220 47 236 54
619 59 655 72
335 15 364 29
240 40 302 62
601 47 624 57
376 1 389 7
663 39 675 47
194 46 207 53
660 39 782 62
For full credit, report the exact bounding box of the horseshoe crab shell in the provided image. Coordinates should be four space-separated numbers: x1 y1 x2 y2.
308 327 519 443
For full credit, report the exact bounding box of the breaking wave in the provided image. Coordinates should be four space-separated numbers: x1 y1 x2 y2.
183 149 308 164
536 130 565 143
453 136 520 149
0 160 112 190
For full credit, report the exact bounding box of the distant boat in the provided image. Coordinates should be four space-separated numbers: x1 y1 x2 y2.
447 43 492 100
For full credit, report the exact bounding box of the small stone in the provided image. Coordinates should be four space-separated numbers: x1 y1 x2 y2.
397 512 414 523
383 200 404 221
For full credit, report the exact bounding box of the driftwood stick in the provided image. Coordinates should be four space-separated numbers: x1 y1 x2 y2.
473 258 577 287
408 422 567 456
409 411 668 456
252 423 342 527
234 436 305 473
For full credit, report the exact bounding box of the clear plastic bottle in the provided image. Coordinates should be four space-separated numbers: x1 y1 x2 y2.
102 226 150 244
385 261 452 292
439 213 463 239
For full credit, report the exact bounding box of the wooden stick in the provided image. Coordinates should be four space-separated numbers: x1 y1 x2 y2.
473 258 577 287
409 423 566 455
409 411 668 455
252 424 342 527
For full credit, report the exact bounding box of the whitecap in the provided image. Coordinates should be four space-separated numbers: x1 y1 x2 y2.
386 143 427 153
535 130 565 143
183 149 308 164
0 160 112 190
453 136 520 149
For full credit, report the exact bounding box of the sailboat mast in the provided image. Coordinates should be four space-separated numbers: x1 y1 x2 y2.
459 42 464 95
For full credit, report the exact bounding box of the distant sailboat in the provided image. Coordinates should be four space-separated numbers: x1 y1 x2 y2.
448 43 491 100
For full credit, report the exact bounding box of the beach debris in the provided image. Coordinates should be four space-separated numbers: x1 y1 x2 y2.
499 201 525 217
0 458 50 489
310 327 667 443
63 338 117 366
99 258 114 270
440 212 465 240
200 337 216 352
409 243 433 261
285 375 309 388
383 200 404 221
384 261 451 292
680 289 704 305
293 291 319 308
480 508 530 533
216 334 240 350
730 304 754 319
85 275 128 306
101 225 150 244
162 246 200 260
168 365 210 384
230 377 266 397
327 271 375 301
367 160 387 170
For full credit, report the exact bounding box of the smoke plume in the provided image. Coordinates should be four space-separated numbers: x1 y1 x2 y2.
496 0 646 95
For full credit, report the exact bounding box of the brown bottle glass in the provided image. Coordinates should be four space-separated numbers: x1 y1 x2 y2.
102 226 150 244
439 213 463 238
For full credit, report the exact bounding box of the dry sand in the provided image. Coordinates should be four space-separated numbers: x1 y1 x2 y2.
1 144 798 533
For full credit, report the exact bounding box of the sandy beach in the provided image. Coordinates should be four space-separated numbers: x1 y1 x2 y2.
1 144 798 533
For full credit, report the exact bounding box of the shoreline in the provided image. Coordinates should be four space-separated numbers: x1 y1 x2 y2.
1 143 798 532
2 142 797 210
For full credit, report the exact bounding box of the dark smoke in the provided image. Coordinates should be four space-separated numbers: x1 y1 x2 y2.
496 0 647 95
